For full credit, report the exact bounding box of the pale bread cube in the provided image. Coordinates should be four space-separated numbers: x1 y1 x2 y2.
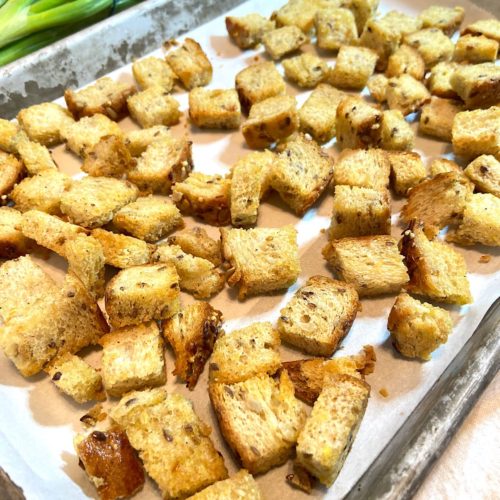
367 74 388 103
380 109 414 151
124 125 172 156
464 155 500 197
419 96 464 142
404 28 454 68
15 139 58 175
450 63 500 109
419 5 464 35
189 88 241 129
386 44 425 80
0 207 30 259
282 53 328 88
315 8 358 51
167 226 222 266
0 119 21 153
0 152 24 196
430 158 462 177
127 87 181 128
329 45 378 90
427 61 460 99
225 13 275 49
188 470 263 500
387 151 426 196
350 0 379 34
385 74 430 116
262 26 308 60
132 56 177 91
454 35 498 63
462 18 500 42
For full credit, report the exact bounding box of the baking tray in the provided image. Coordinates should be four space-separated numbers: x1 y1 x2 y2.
0 0 499 499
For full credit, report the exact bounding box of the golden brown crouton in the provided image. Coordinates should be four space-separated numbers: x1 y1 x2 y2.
64 77 136 120
163 302 222 390
419 97 464 142
329 45 378 90
387 151 426 196
379 109 414 151
450 63 500 109
262 25 308 60
367 74 388 104
282 53 328 88
464 155 500 197
189 470 263 500
0 119 21 153
386 74 430 116
15 138 57 175
124 125 172 157
132 56 177 91
322 236 409 296
429 158 462 177
220 225 300 300
271 0 318 33
350 0 379 33
167 226 222 266
166 38 213 89
461 18 500 42
0 151 24 196
404 28 454 68
127 87 181 128
189 88 241 129
315 8 358 51
454 35 499 64
0 207 30 259
386 44 425 80
419 5 464 35
225 13 275 48
427 61 460 99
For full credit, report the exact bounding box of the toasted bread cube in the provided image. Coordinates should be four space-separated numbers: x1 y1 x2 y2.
282 53 328 88
127 87 181 128
329 45 378 90
124 125 172 157
209 371 307 474
404 28 454 68
113 197 182 242
127 135 193 194
452 107 500 160
15 139 57 175
386 74 430 116
448 193 500 246
270 134 334 215
74 427 145 500
189 88 241 129
419 6 464 35
166 38 213 90
335 96 383 150
225 13 275 48
220 226 300 300
0 119 21 153
0 207 30 258
11 170 71 215
427 61 460 99
388 293 453 360
17 102 74 147
61 113 123 157
235 61 286 114
296 374 370 486
450 63 500 109
262 26 308 60
430 158 462 177
230 150 274 226
167 227 222 266
322 236 408 296
367 74 388 103
386 44 425 81
46 353 104 403
163 303 222 390
387 151 426 196
464 155 500 197
91 228 152 268
333 148 390 191
380 109 414 151
454 35 498 63
100 322 166 396
271 0 322 32
132 56 176 91
242 95 299 149
278 276 359 356
299 84 346 143
105 263 180 328
65 77 136 120
419 97 464 142
172 172 231 226
189 470 263 500
329 186 390 239
315 8 358 51
0 152 24 196
111 389 228 499
400 223 472 304
462 18 500 42
209 322 280 384
350 0 379 33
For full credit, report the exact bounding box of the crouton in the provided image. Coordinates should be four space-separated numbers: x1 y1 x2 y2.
386 44 425 80
15 139 58 175
350 0 379 34
448 193 500 247
65 77 136 120
100 322 166 397
189 88 241 129
462 18 500 42
113 196 183 242
333 148 390 191
46 353 104 403
60 176 138 228
127 87 181 128
419 6 464 35
419 97 464 142
380 109 414 151
111 389 228 499
0 119 21 153
209 371 307 474
189 470 263 500
270 134 334 215
262 26 308 60
163 302 222 390
166 38 213 89
329 186 390 239
225 13 275 48
11 170 71 215
454 35 499 64
296 374 370 486
450 63 500 109
282 53 328 88
400 222 472 304
367 74 388 103
452 107 500 160
209 322 280 384
427 61 460 99
167 226 222 266
404 28 454 68
0 207 30 258
74 427 145 500
429 158 462 177
242 95 299 149
271 0 318 33
82 134 135 178
132 56 177 91
151 244 225 299
278 275 359 356
329 45 378 90
387 151 426 196
322 236 408 296
464 155 500 197
230 150 274 227
315 8 358 51
220 225 300 300
0 152 24 196
335 96 383 150
386 74 430 116
235 61 286 114
124 125 172 157
127 135 193 194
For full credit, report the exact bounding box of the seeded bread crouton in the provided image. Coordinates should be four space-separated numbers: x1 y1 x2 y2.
329 45 378 90
271 0 318 33
0 151 24 196
0 207 30 258
419 97 464 142
132 56 177 91
464 155 500 197
404 28 454 68
262 26 308 60
350 0 379 34
282 53 328 88
322 236 409 297
367 74 388 103
163 303 222 389
0 119 22 153
220 225 300 300
462 18 500 42
419 5 464 35
167 226 222 266
189 88 241 129
450 63 500 109
100 321 166 397
15 139 58 175
430 158 462 177
427 62 460 99
209 371 307 474
379 109 414 151
315 8 358 51
124 125 172 157
386 74 430 116
225 13 275 49
127 87 181 128
386 44 425 80
387 151 426 196
111 388 228 499
166 38 213 90
454 35 498 63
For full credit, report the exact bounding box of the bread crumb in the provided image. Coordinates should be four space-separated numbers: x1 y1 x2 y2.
163 38 178 49
479 255 491 263
79 403 106 428
379 388 389 398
